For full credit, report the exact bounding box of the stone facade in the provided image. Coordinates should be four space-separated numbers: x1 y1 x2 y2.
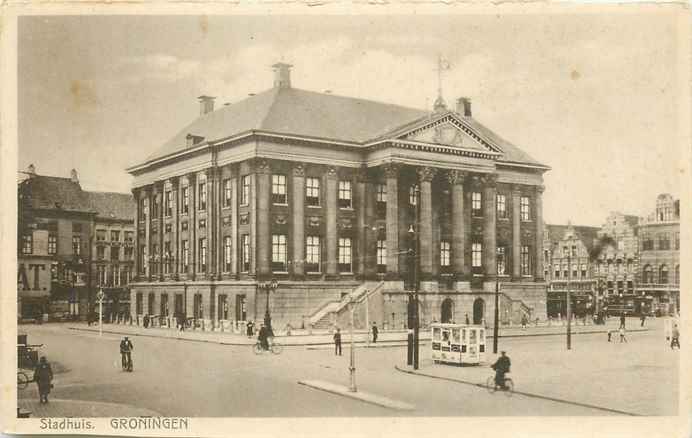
127 64 550 330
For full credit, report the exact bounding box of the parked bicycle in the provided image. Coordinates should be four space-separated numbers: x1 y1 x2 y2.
486 374 514 396
253 340 283 355
17 371 30 390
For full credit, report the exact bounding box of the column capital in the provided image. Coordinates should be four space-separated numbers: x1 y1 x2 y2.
355 165 370 183
535 184 545 194
417 166 438 182
382 163 400 179
292 163 306 177
326 166 338 180
446 170 467 186
255 159 271 175
481 174 498 188
512 184 523 196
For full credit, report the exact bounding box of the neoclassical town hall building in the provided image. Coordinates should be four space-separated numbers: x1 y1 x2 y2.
128 63 549 331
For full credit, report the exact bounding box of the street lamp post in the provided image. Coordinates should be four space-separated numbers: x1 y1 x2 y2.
262 278 278 331
406 183 421 370
566 254 572 350
349 295 357 392
493 248 501 354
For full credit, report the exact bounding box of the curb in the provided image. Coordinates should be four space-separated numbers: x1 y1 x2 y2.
298 380 415 411
394 365 640 416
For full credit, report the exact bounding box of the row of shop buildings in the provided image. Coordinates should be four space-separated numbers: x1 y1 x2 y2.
17 166 135 321
544 193 680 318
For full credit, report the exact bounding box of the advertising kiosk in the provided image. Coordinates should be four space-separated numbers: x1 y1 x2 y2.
431 323 486 365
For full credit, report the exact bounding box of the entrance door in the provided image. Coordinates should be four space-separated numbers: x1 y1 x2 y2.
218 294 228 321
473 298 484 324
441 298 454 323
235 294 247 321
174 294 183 317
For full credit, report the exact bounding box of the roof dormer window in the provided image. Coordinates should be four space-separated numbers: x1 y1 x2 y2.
186 134 205 148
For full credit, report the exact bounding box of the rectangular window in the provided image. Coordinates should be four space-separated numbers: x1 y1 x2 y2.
72 235 81 256
521 246 531 275
658 233 670 250
376 183 387 217
306 236 321 273
150 244 158 274
164 190 172 217
571 245 577 257
198 238 207 272
110 231 120 241
338 180 352 208
181 186 189 214
138 198 146 221
496 246 506 275
240 175 250 206
554 270 560 278
152 195 159 218
440 241 451 267
136 293 143 315
198 182 207 210
96 245 105 260
409 185 419 206
138 245 146 274
111 246 120 261
48 235 57 255
272 174 287 204
222 236 232 272
520 196 530 221
338 237 352 272
163 242 171 274
496 194 507 219
22 234 33 255
306 177 320 206
376 240 387 273
223 179 232 207
581 264 587 278
125 247 134 261
125 231 134 242
472 243 482 267
96 229 106 241
181 240 189 271
272 234 288 271
241 234 250 272
472 192 482 216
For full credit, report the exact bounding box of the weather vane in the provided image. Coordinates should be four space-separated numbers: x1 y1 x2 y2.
433 54 451 111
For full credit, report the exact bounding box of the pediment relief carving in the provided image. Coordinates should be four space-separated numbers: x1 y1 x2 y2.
403 120 488 151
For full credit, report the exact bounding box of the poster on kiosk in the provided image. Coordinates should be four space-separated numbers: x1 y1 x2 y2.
431 323 486 365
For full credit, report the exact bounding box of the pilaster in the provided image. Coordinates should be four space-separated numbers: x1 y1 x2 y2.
482 174 497 279
256 159 272 279
383 163 399 280
325 166 338 278
292 164 306 279
448 170 467 282
418 166 437 281
534 185 545 281
512 185 522 280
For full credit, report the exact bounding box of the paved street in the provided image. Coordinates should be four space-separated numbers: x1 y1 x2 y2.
17 318 677 417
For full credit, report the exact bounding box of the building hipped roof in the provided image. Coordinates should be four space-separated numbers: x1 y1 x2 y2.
20 175 134 221
545 224 601 253
140 87 545 169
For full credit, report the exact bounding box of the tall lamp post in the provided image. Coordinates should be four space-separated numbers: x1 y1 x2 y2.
348 295 357 392
261 278 278 331
566 254 572 350
493 248 501 354
406 184 421 370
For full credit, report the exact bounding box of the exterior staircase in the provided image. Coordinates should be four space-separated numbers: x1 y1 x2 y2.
309 281 384 330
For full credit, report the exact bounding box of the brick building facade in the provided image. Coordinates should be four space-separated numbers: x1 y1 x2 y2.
127 63 550 331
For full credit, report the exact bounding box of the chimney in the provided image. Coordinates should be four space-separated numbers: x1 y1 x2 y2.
272 62 293 89
70 168 79 183
198 95 216 115
27 164 36 177
456 97 472 117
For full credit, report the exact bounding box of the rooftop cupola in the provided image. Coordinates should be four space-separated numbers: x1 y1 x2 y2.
198 95 216 115
272 62 293 89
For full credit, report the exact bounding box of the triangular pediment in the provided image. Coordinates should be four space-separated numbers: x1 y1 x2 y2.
395 113 502 154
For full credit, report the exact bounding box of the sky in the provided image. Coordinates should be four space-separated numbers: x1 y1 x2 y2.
18 13 684 226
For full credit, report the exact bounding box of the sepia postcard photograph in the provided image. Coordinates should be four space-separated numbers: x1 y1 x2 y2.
1 5 689 437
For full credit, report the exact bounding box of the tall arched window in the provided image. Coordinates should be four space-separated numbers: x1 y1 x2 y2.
643 265 653 284
659 265 669 284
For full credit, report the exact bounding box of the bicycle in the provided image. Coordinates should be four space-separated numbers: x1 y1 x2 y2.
486 374 514 396
17 371 31 390
253 340 283 355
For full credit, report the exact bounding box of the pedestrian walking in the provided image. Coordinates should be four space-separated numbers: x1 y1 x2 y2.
333 328 342 356
670 324 680 349
521 314 528 329
619 327 627 343
619 313 626 329
246 321 254 338
640 314 646 327
371 322 378 343
33 356 53 404
607 330 612 342
465 313 470 325
120 336 133 371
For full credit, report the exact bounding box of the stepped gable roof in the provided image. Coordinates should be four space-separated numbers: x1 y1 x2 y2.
21 175 93 213
546 224 601 253
142 87 544 168
87 191 135 222
622 214 640 230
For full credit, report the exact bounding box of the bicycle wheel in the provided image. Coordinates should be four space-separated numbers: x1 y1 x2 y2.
17 372 29 390
486 376 496 393
271 343 283 355
503 378 514 397
253 343 263 355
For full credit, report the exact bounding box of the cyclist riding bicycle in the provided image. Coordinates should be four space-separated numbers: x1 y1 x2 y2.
491 351 511 390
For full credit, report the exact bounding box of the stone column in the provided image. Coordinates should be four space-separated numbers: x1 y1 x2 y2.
256 160 272 279
483 174 497 279
534 185 545 281
189 173 197 280
292 164 306 279
171 178 180 280
363 173 377 280
356 166 368 279
157 183 164 282
144 187 152 281
325 166 338 278
133 188 141 280
230 170 238 278
448 170 467 286
207 167 218 279
512 185 522 280
418 167 437 286
384 163 399 279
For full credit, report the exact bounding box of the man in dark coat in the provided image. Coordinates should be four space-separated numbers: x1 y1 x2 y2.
333 328 342 356
492 351 511 390
120 337 133 371
619 313 626 329
371 322 379 343
246 321 254 338
33 356 53 404
258 324 269 351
